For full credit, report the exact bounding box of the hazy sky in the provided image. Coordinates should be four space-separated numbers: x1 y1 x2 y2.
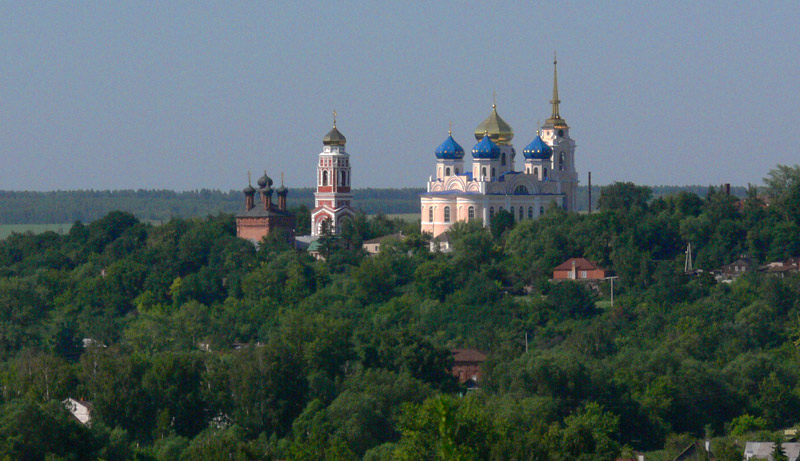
2 1 799 191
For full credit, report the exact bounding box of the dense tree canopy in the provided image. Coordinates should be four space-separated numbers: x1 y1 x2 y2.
0 166 797 459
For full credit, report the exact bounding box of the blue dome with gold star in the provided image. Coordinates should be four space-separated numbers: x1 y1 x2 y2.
523 134 552 160
472 134 501 159
435 134 465 159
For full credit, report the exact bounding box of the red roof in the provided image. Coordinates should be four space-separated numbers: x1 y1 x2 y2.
553 257 604 272
451 349 487 362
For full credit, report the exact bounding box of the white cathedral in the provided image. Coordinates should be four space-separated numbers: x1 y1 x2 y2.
420 58 578 237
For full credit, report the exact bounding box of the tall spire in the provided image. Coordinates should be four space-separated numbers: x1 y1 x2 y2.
550 52 560 120
546 52 568 128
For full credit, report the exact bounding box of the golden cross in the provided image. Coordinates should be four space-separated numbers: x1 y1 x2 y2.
333 109 337 127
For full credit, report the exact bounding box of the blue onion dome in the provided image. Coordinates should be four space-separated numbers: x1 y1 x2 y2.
257 172 273 188
472 133 501 159
523 132 553 160
435 131 465 159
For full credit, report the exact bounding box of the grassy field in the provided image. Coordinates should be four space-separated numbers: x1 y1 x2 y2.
0 224 70 240
385 213 419 222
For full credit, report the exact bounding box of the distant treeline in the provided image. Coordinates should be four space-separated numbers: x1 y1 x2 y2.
0 184 746 224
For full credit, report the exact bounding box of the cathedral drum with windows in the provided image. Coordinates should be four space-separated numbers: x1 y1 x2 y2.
420 58 578 237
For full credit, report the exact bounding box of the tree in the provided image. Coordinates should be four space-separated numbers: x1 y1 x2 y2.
598 182 652 212
490 209 514 239
764 164 800 199
772 438 789 461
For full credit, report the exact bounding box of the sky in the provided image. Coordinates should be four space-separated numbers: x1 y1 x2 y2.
2 1 799 191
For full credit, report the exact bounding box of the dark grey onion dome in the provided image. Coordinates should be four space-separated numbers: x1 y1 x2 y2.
276 184 288 195
323 126 346 146
261 186 274 196
257 172 273 188
243 184 256 195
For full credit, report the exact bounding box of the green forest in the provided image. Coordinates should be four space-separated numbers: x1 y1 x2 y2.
0 185 746 225
0 166 797 460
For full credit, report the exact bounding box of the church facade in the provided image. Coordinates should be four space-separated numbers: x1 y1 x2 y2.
236 172 296 242
420 58 578 237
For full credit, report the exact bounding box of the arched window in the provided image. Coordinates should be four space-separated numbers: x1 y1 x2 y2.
525 167 530 174
528 207 533 219
444 206 451 223
489 207 495 219
510 206 515 219
533 167 538 176
501 152 506 166
481 167 487 178
492 168 496 178
518 206 524 221
454 167 459 174
445 167 451 176
514 185 528 195
540 206 545 215
468 206 475 221
322 170 328 186
342 170 347 185
559 152 565 171
543 167 548 178
429 207 434 223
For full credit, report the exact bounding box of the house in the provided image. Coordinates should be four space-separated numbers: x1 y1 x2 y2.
718 257 754 281
429 230 452 253
450 348 486 387
673 441 714 461
744 441 800 461
552 257 611 281
362 233 404 255
63 398 93 425
760 258 800 278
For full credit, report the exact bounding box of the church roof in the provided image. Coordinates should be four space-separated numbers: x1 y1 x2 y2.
435 134 465 159
472 134 501 159
474 104 514 144
323 126 346 146
236 206 293 218
523 133 552 160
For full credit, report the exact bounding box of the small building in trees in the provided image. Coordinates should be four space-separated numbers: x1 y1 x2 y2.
672 441 715 460
362 233 404 255
429 230 453 253
450 348 486 388
63 398 93 425
235 171 296 243
743 441 799 461
552 258 610 281
717 257 754 281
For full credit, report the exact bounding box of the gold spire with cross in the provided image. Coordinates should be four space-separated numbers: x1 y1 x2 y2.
281 172 284 187
546 52 568 128
332 109 337 128
492 90 497 109
448 120 452 136
247 171 251 186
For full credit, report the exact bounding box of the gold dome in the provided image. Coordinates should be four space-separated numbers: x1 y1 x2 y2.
474 104 514 145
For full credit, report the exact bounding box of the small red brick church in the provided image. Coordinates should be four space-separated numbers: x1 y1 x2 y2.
235 171 296 243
